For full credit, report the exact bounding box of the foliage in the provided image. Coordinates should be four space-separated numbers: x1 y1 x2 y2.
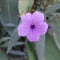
45 33 60 60
0 50 8 60
0 0 60 60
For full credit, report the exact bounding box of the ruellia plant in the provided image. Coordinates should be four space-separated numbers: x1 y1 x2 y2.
0 0 60 60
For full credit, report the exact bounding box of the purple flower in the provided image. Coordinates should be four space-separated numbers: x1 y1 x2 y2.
18 11 48 42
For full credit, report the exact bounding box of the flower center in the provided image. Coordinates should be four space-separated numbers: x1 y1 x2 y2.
30 24 35 29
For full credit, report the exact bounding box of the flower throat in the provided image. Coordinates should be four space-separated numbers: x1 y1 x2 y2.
31 24 35 29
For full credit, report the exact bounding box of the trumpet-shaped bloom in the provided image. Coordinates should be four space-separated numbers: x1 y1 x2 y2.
18 11 48 42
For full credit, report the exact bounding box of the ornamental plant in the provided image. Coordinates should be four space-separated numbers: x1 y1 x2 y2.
0 0 60 60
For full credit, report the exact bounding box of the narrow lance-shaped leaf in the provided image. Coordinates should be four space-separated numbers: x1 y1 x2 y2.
1 42 25 47
0 50 8 60
25 40 38 60
0 0 19 35
45 2 60 50
8 49 26 56
35 35 45 60
18 0 34 16
45 2 60 15
0 37 10 44
45 33 60 60
50 17 60 50
7 27 20 53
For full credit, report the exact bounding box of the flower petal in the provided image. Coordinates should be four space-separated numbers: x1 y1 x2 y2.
32 11 44 23
27 30 40 42
18 23 30 36
36 22 48 35
21 13 32 24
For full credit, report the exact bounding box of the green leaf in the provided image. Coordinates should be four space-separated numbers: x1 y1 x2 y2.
0 50 8 60
7 27 20 53
45 2 60 50
50 17 60 50
25 40 38 60
35 35 45 60
1 42 25 47
45 2 60 15
45 33 60 60
8 49 26 56
0 37 10 44
18 0 34 16
0 0 19 35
